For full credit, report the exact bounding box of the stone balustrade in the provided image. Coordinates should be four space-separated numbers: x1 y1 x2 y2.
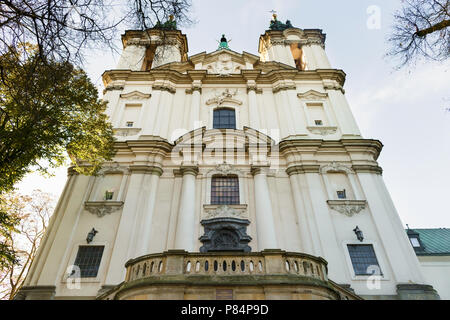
125 249 328 283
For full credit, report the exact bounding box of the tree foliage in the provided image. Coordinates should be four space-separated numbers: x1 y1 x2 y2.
0 0 193 268
0 190 54 300
0 45 115 193
388 0 449 68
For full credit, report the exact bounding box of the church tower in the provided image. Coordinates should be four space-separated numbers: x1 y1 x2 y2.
17 15 440 300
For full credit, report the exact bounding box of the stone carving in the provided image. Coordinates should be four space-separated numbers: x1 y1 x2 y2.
206 53 242 76
203 204 247 219
84 201 124 218
97 162 130 176
199 217 252 252
327 200 367 217
113 128 141 137
320 162 354 175
206 89 242 106
216 162 233 174
307 126 338 136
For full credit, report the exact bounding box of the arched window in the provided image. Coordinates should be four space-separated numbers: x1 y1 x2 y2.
211 175 240 204
213 108 236 129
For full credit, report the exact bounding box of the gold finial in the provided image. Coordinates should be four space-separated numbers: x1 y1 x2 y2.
169 14 174 21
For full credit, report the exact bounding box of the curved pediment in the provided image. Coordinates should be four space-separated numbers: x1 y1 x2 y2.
171 127 276 166
173 127 275 147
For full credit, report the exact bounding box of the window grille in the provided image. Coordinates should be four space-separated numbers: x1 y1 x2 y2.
211 176 239 205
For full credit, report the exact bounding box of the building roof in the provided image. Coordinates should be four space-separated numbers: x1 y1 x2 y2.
406 228 450 256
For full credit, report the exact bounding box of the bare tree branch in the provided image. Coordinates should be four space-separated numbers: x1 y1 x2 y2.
388 0 449 68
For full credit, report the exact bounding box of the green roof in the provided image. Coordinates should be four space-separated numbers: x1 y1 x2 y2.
405 228 450 256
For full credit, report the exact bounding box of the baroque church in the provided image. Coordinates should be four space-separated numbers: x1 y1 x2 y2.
16 15 443 300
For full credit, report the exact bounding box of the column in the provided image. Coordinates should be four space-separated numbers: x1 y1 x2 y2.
247 87 261 130
286 168 314 255
327 90 362 136
174 167 199 251
310 44 331 69
190 86 202 130
134 167 163 257
251 166 278 250
301 45 318 70
116 44 146 70
104 171 146 285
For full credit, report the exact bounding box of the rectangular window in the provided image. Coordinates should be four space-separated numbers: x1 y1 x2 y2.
211 176 240 205
337 189 347 199
126 121 134 127
213 109 236 129
73 246 104 278
347 244 382 276
409 237 421 248
314 120 323 126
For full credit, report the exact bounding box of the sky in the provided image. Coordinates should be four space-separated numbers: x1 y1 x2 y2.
16 0 450 228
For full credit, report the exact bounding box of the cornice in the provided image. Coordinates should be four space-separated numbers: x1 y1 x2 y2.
102 68 347 90
279 139 384 160
352 165 383 175
129 165 163 175
120 29 188 54
286 165 321 175
114 138 174 156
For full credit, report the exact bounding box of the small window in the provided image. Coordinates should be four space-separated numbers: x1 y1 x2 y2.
73 246 104 278
213 108 236 129
314 120 323 126
211 175 239 205
337 189 347 199
105 191 114 200
409 237 421 248
347 244 382 276
126 121 134 127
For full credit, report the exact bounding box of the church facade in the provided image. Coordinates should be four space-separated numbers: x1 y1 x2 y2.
17 17 441 300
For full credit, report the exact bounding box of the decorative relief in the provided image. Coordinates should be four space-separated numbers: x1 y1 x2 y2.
203 204 248 219
95 162 130 177
152 84 176 94
320 162 354 175
205 89 242 106
84 201 124 218
113 128 141 137
272 84 296 94
306 126 338 136
327 200 367 217
205 53 243 76
103 84 124 94
199 217 252 253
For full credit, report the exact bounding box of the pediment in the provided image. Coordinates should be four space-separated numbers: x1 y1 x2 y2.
204 52 246 75
120 90 151 100
297 90 328 100
173 127 275 149
190 50 259 75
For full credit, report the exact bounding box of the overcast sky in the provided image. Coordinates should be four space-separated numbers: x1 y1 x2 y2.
17 0 450 228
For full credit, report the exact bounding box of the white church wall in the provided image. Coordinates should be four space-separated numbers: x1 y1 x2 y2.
418 256 450 300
